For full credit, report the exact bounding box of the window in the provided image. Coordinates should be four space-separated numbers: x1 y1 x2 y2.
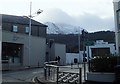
25 27 29 33
2 42 23 63
13 25 18 32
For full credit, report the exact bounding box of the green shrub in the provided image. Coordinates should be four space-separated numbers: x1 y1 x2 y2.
91 55 120 72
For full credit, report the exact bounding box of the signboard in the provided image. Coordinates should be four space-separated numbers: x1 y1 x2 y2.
85 41 94 46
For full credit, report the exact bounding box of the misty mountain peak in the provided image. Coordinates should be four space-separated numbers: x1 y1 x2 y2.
45 22 83 34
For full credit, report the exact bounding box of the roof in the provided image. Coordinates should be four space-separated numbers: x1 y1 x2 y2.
1 14 47 27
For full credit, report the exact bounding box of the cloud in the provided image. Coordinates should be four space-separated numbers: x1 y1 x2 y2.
74 13 115 32
39 8 75 24
39 8 114 32
0 0 115 33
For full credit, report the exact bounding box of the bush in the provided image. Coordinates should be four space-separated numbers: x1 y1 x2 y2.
91 55 120 72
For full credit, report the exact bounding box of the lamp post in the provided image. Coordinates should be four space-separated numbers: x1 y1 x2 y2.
28 2 43 67
81 29 88 81
82 29 86 81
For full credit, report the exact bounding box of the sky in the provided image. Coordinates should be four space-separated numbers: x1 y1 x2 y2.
0 0 115 32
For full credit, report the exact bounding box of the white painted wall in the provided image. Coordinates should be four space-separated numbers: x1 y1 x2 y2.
66 52 84 64
87 72 115 83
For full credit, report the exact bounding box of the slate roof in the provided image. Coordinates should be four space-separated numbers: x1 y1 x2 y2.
1 14 47 27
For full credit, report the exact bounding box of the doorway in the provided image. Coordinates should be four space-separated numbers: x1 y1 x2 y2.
2 42 23 64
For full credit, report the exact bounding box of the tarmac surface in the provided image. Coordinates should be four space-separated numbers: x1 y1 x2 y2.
2 67 44 83
2 64 116 84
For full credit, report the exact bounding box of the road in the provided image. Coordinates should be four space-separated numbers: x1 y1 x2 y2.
2 68 44 83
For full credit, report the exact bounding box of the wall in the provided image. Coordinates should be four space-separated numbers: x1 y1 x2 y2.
49 43 55 61
87 72 115 83
54 43 66 65
66 52 83 64
48 43 66 65
2 31 46 67
113 1 120 54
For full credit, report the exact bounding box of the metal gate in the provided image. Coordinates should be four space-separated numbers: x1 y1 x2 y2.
44 62 82 84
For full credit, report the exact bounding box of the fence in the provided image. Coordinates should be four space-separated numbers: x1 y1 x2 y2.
44 61 82 84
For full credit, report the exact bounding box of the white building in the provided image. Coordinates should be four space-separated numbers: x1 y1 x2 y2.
113 0 120 55
86 40 116 58
66 40 116 64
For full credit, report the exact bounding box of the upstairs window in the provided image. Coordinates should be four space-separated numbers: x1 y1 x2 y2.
13 25 18 32
25 27 29 33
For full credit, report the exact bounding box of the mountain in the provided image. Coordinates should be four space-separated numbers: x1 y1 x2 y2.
45 22 82 34
47 31 115 53
45 22 115 53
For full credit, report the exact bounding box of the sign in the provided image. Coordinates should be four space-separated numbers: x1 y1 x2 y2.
85 41 94 46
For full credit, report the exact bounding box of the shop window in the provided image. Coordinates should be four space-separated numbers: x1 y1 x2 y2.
2 42 23 64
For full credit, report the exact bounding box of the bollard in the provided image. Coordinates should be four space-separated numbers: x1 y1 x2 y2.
48 67 50 76
44 66 47 80
56 67 59 84
79 68 82 84
88 59 91 72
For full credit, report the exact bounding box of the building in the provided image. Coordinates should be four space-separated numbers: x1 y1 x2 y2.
2 14 47 70
66 52 84 64
86 40 116 58
66 40 116 64
113 0 120 55
46 41 66 65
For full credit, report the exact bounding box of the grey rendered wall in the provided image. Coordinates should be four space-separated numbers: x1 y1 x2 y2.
55 43 66 65
50 43 55 61
2 31 46 67
29 36 46 67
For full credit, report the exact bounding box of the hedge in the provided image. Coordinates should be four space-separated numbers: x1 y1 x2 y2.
90 55 120 72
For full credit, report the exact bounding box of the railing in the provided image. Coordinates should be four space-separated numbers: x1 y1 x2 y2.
44 61 58 82
44 61 82 84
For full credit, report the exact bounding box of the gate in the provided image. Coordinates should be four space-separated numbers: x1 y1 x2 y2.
44 62 82 84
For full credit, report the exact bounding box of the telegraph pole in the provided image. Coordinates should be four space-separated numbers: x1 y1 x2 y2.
82 29 86 81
